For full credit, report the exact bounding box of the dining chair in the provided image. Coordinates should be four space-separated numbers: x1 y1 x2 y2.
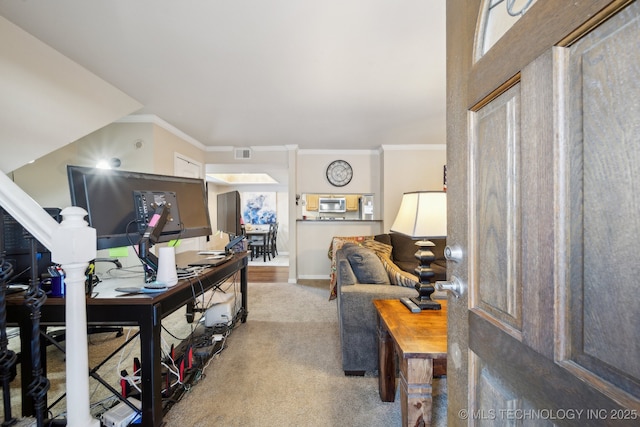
249 224 274 261
270 222 278 257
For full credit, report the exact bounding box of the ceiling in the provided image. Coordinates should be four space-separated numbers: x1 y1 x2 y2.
0 1 446 151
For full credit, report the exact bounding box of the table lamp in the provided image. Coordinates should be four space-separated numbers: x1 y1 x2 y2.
390 191 447 310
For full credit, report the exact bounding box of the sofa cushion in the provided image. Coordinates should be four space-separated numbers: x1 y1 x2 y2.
389 234 447 281
373 233 392 246
341 243 390 285
389 232 420 273
430 238 447 262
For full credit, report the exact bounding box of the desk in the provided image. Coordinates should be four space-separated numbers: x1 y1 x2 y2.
373 299 447 427
7 251 248 427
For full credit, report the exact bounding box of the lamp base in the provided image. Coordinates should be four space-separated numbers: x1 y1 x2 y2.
410 296 441 310
412 241 442 310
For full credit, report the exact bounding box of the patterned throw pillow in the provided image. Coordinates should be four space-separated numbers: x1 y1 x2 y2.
377 252 419 289
361 239 393 259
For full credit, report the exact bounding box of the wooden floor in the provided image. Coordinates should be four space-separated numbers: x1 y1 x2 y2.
247 265 289 283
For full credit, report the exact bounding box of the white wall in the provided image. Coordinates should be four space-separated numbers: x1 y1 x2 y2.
381 145 447 231
297 221 383 279
297 150 381 196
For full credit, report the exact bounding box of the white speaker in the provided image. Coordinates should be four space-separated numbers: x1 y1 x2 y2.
156 246 178 287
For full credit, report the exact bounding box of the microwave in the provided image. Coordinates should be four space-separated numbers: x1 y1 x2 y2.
318 197 347 213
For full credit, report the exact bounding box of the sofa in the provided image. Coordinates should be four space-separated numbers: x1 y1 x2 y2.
331 233 446 376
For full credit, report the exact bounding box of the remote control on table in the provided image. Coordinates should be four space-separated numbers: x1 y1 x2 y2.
400 297 421 313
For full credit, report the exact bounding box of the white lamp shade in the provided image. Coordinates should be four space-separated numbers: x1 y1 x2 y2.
390 191 447 239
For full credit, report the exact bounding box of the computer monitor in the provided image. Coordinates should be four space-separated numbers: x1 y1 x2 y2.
67 165 212 250
1 207 61 284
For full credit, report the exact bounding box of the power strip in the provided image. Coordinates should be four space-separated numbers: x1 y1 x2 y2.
101 397 141 427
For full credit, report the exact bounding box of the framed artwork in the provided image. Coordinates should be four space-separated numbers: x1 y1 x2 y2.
242 192 277 224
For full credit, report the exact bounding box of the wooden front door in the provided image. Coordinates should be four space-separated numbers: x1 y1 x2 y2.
445 0 640 425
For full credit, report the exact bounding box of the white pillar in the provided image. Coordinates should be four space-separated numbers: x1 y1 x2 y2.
51 207 99 427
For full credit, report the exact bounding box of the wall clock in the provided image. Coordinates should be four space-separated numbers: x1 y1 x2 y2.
326 160 353 187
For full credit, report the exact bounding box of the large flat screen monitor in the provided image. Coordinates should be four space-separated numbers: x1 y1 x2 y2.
67 165 212 250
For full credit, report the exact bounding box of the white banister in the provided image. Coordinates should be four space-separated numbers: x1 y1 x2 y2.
0 173 59 249
0 173 98 426
51 207 98 427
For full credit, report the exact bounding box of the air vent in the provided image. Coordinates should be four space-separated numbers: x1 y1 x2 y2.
234 148 252 159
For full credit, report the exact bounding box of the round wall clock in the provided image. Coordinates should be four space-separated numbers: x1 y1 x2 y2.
326 160 353 187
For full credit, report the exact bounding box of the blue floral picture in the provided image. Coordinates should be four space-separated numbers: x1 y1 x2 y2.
242 192 277 224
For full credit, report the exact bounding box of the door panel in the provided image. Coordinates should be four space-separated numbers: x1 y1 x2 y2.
471 83 523 336
447 0 640 425
471 351 526 427
562 1 640 400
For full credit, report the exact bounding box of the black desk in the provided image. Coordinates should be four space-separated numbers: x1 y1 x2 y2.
7 251 248 427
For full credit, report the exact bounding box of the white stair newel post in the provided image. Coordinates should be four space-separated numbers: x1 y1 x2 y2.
51 207 99 427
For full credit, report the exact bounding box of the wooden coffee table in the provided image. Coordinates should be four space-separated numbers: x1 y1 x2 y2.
374 299 447 427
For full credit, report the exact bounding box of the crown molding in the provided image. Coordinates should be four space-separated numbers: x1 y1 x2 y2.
298 148 380 155
206 145 290 153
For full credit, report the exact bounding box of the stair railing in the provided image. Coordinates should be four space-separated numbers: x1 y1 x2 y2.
0 172 99 427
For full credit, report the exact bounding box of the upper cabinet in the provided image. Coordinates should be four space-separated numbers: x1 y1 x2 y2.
345 195 359 211
306 194 319 211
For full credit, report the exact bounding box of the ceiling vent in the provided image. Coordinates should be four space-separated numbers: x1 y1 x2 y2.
234 148 252 159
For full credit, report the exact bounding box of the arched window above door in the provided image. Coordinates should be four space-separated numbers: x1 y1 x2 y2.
475 0 537 60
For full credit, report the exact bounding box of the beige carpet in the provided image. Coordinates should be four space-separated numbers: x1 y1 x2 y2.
163 281 447 427
3 280 447 426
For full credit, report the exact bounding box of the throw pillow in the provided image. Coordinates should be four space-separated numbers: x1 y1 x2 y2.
377 252 420 289
328 236 374 299
361 239 393 259
342 244 390 284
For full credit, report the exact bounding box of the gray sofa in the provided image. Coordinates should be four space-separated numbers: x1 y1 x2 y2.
335 233 446 376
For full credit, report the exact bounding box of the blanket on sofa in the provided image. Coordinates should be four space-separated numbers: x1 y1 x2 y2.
328 235 420 300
